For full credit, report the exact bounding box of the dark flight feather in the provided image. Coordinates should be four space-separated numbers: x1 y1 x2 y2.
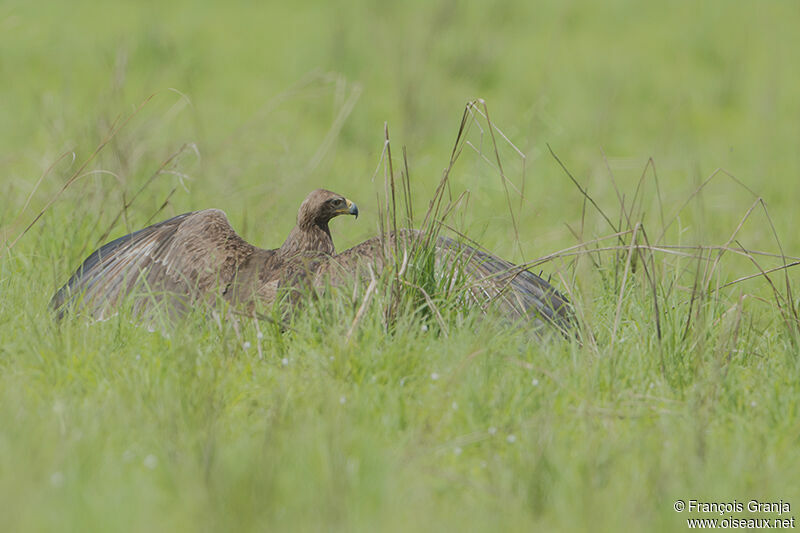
312 230 572 332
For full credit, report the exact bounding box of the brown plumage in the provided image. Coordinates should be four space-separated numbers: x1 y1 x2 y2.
51 189 572 332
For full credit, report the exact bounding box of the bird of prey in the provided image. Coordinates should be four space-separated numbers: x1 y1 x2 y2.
51 189 572 332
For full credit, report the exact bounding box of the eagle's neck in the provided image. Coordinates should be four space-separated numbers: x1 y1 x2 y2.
278 222 334 258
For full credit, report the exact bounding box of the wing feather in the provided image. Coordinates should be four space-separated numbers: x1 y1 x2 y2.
314 230 572 332
51 209 258 319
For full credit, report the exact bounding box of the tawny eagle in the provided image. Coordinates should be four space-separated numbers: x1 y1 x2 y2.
51 189 572 331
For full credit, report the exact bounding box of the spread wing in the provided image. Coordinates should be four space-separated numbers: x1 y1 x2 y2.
313 230 573 333
51 209 258 320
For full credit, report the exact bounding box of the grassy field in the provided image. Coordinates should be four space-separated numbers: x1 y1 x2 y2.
2 1 800 531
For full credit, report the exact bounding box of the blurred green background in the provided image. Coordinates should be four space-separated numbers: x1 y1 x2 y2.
4 0 799 257
2 1 800 532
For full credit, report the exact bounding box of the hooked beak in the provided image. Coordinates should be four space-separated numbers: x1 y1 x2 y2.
346 198 359 219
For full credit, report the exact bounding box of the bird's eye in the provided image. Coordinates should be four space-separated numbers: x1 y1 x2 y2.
326 198 345 208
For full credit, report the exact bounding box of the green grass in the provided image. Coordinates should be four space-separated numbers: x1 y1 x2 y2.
2 1 800 531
